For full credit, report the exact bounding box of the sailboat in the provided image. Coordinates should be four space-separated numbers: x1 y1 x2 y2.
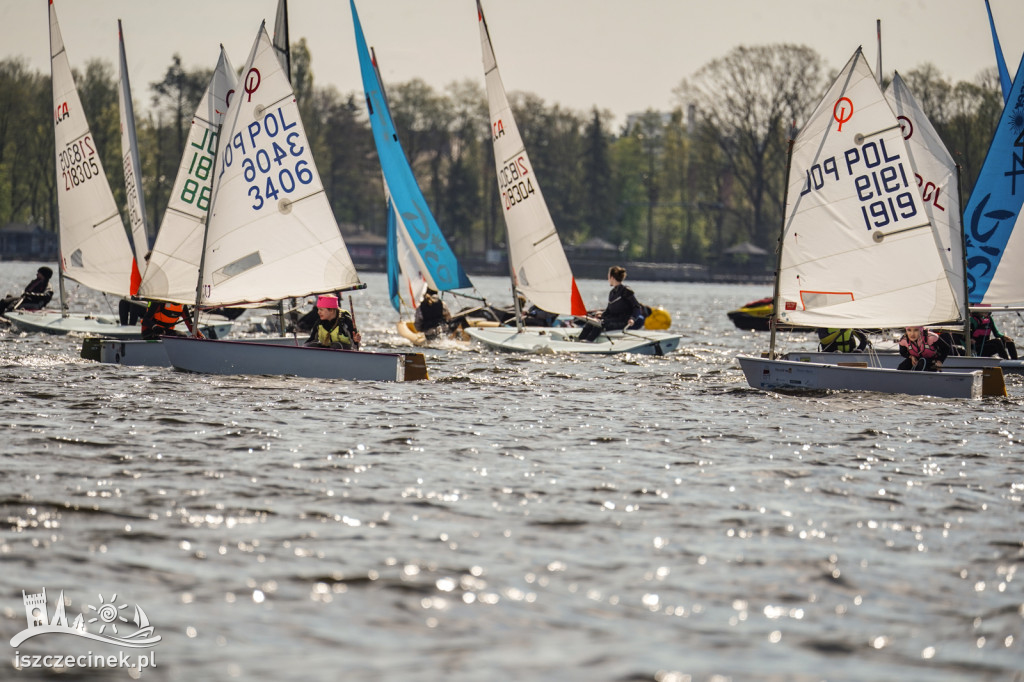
160 23 427 382
784 71 1006 390
466 1 680 355
6 2 147 338
351 1 491 346
736 48 982 399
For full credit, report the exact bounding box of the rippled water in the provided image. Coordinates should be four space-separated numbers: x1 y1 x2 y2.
1 261 1022 682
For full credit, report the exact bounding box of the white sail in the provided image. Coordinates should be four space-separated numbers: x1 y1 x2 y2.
117 19 149 290
49 0 135 298
476 0 585 316
884 72 965 314
776 48 960 329
138 48 237 303
198 23 359 307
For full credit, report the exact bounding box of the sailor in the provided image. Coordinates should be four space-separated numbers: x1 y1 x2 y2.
304 295 360 350
897 326 948 371
970 311 1018 360
0 266 54 315
816 328 869 353
577 266 643 342
140 301 201 340
414 288 451 338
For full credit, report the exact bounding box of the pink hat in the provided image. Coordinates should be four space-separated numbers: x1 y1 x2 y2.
316 295 339 309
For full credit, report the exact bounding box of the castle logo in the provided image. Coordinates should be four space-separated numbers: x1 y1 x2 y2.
11 588 161 649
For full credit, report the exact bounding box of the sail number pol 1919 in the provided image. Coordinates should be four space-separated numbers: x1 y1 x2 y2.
799 138 918 231
499 156 535 210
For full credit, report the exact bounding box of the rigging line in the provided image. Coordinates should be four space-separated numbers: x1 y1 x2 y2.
870 221 932 242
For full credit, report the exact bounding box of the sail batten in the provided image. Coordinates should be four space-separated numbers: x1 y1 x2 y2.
477 0 585 317
49 0 136 298
776 48 960 329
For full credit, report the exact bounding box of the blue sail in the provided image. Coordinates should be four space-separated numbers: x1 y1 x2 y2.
963 52 1024 306
385 197 401 312
985 0 1012 104
350 0 472 300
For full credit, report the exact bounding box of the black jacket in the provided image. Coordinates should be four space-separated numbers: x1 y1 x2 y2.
602 284 642 329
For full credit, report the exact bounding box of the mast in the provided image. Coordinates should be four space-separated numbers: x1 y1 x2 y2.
273 0 291 332
478 2 521 329
957 163 972 356
768 131 796 359
190 128 219 338
190 42 231 338
58 254 68 319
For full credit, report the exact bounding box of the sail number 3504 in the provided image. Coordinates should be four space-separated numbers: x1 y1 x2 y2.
500 156 535 210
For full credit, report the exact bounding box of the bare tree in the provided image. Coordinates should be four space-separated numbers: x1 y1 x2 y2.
676 44 825 250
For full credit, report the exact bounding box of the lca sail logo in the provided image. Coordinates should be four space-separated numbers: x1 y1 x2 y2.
11 588 161 649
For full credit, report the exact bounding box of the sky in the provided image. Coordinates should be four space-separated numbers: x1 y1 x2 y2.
5 0 1024 129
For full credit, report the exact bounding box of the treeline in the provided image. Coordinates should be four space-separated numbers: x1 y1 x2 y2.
0 42 1005 264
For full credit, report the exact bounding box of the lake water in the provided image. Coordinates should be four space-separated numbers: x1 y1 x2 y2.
1 261 1022 682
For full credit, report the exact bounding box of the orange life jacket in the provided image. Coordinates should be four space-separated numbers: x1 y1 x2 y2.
143 302 183 331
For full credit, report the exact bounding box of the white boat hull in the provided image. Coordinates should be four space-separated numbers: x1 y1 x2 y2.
162 336 427 382
736 355 982 399
4 310 233 339
465 326 680 355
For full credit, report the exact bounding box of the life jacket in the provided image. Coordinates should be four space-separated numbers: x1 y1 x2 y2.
316 312 353 348
819 328 856 352
142 302 183 331
899 330 941 359
971 315 994 340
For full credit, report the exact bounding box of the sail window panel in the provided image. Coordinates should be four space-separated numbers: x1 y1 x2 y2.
213 252 263 284
799 291 855 310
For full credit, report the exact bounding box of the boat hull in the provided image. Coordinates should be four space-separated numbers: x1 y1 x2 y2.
782 351 1005 397
465 326 680 355
736 355 982 399
5 310 233 339
80 335 301 367
782 351 1000 370
162 336 426 382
